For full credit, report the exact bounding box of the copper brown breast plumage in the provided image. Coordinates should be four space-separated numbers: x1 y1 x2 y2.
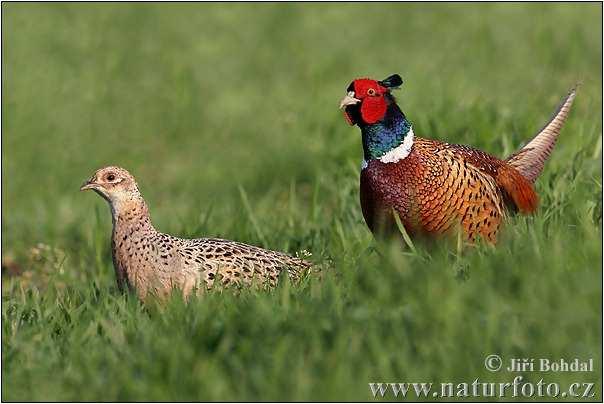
341 74 577 243
361 138 522 242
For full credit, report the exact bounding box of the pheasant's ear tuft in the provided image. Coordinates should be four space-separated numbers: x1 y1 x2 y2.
379 74 403 89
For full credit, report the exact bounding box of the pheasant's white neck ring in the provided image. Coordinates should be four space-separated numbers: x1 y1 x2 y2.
379 127 414 163
361 127 415 170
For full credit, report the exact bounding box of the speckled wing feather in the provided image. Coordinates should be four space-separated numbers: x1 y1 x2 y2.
175 238 310 290
112 212 311 300
507 86 577 183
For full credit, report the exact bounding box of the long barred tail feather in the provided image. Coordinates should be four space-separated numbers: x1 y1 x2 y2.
506 85 578 183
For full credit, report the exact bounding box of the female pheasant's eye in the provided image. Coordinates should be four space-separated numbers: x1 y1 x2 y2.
107 174 116 182
367 88 376 96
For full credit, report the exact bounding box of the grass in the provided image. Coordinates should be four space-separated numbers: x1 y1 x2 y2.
1 3 602 401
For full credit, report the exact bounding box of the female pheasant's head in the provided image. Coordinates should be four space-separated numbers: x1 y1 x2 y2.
80 166 141 205
339 74 403 126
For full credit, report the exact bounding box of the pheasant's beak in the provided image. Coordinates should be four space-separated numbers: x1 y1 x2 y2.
339 91 361 109
80 181 94 191
80 178 99 191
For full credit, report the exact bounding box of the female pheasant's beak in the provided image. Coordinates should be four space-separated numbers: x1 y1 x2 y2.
80 177 100 192
80 178 112 203
339 91 360 109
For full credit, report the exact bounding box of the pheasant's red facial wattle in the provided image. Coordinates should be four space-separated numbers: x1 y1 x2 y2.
360 95 387 124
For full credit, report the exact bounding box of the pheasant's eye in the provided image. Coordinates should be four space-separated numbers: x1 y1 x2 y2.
106 173 116 182
367 88 376 96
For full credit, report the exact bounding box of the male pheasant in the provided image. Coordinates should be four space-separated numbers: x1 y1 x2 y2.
81 166 311 301
339 74 576 243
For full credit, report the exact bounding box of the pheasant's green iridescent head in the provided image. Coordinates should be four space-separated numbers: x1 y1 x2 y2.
339 74 403 126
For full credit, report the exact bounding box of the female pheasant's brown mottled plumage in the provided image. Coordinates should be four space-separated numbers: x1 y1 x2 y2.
81 166 311 301
341 75 577 243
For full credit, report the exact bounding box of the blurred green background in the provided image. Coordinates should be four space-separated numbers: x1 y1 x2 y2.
2 3 602 401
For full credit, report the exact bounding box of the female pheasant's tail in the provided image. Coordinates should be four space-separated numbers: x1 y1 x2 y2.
506 85 578 183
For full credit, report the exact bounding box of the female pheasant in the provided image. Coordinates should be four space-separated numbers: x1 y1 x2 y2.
81 166 311 301
339 74 576 243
